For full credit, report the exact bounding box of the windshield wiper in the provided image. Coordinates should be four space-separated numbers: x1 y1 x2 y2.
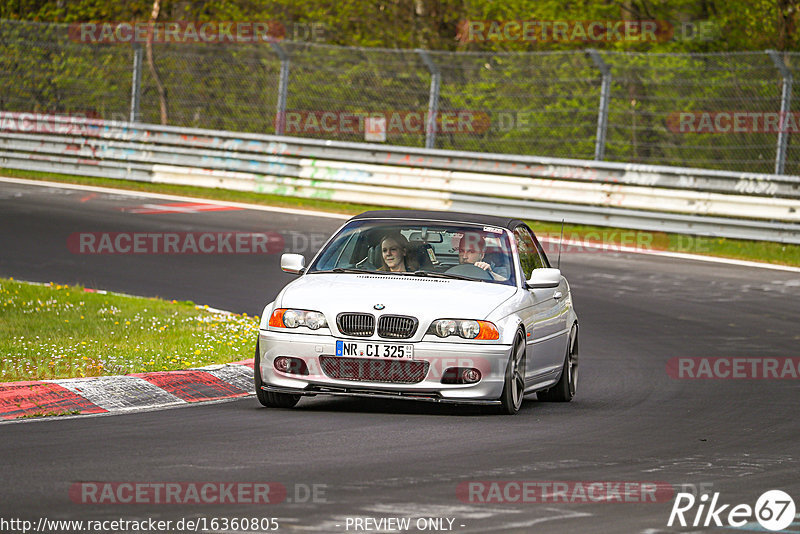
396 270 477 281
315 268 478 281
313 267 388 274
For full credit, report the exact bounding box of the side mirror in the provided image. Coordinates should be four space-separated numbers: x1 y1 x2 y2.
281 253 306 274
526 268 561 289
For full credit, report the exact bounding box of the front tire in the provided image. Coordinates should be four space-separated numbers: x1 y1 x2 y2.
499 329 527 415
537 324 578 402
254 341 300 408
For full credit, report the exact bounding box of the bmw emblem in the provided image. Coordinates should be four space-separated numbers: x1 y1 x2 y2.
374 304 385 310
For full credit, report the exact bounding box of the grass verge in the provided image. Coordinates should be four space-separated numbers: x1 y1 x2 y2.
0 277 258 382
17 410 82 419
3 168 799 267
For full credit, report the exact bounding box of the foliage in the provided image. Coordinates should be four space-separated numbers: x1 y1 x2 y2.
2 0 799 51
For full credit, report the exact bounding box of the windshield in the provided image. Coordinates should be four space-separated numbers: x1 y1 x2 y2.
307 220 516 286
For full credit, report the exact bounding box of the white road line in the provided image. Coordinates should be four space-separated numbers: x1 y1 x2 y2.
3 175 797 271
0 176 350 220
128 203 206 213
125 202 243 214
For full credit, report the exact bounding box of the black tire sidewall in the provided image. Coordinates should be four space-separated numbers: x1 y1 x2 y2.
254 341 271 405
500 329 525 415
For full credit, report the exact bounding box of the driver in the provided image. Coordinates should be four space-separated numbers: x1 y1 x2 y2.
457 233 507 281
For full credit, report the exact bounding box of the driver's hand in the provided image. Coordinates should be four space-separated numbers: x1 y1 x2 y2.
474 261 491 271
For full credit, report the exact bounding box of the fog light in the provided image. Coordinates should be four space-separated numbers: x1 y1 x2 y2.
461 368 481 383
274 357 291 372
273 356 308 375
441 367 482 384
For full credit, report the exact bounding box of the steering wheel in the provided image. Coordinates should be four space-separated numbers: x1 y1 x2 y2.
445 263 494 281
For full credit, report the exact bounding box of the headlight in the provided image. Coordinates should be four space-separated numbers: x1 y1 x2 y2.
429 319 499 340
304 311 326 330
459 320 481 339
269 308 328 330
283 310 301 328
434 319 458 337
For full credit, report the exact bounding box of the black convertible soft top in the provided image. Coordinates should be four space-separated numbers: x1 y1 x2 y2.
351 209 525 230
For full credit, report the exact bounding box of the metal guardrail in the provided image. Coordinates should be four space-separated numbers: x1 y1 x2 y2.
1 112 799 244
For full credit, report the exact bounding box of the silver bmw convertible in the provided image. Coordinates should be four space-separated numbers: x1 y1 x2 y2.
256 210 578 414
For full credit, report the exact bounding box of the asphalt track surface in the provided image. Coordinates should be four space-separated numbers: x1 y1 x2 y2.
1 180 798 534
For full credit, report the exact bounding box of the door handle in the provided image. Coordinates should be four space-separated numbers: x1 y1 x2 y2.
553 290 563 301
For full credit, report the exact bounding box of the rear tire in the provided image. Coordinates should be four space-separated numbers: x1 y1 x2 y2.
537 324 578 402
254 341 300 408
499 330 526 415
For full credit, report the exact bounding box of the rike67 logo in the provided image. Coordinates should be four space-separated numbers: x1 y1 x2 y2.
668 490 796 531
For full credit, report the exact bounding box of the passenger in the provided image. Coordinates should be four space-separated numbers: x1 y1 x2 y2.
457 233 507 281
377 232 418 273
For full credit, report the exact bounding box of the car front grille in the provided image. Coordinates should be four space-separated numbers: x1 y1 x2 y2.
319 356 429 384
336 313 375 337
377 315 418 339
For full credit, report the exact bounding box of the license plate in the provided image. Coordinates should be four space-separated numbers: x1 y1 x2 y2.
335 340 414 360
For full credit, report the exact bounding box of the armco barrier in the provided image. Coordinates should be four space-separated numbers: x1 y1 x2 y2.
1 112 799 243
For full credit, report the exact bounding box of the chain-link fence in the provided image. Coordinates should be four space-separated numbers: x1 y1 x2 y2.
1 19 797 175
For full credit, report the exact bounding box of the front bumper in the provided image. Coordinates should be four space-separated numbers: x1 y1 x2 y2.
258 329 512 403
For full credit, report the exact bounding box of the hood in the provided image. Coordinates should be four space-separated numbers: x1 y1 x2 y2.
278 273 517 320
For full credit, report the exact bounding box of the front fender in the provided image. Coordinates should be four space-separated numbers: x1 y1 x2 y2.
258 301 275 330
492 314 525 345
